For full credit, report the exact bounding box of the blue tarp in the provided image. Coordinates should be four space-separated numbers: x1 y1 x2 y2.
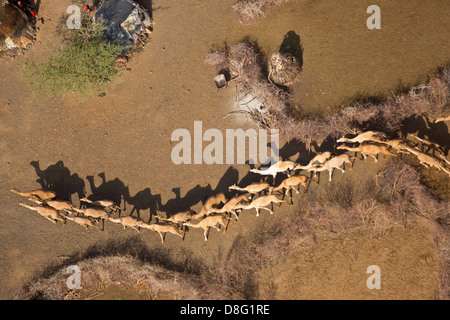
95 0 141 52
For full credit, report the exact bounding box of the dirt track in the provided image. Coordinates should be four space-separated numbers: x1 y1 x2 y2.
0 0 448 299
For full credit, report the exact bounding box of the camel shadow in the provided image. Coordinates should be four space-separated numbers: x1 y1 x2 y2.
30 160 86 201
401 114 450 155
124 186 162 222
159 185 212 217
85 172 128 210
159 166 239 217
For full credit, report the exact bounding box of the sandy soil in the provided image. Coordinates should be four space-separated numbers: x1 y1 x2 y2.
0 0 448 299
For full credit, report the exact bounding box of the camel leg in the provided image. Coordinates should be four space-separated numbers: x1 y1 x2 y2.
46 216 57 224
302 182 308 194
368 154 378 162
261 207 274 215
289 188 294 205
171 230 183 242
219 220 228 233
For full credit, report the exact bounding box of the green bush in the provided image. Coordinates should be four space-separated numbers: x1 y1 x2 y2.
25 17 126 97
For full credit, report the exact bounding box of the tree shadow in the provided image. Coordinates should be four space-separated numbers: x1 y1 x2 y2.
279 30 303 67
138 0 153 18
31 0 40 14
30 160 86 201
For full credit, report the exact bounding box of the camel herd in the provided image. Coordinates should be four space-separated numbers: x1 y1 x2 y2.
10 130 449 244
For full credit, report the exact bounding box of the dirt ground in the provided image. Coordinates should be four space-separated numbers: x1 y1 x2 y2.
0 0 448 299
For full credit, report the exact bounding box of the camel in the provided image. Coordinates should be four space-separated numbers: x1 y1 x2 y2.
378 139 414 154
71 207 110 220
155 210 195 224
191 193 228 220
404 146 450 177
434 115 450 123
306 154 355 181
183 214 235 241
108 215 145 232
208 194 251 220
336 131 388 144
28 196 74 212
80 197 122 213
437 154 450 167
241 195 287 216
139 222 184 243
270 175 318 203
337 143 396 162
11 188 56 201
19 203 66 224
66 216 102 231
229 182 271 198
410 135 443 154
250 160 296 179
294 152 332 170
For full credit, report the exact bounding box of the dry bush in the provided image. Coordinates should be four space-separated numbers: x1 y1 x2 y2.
212 214 313 299
212 159 447 298
16 255 225 300
216 41 292 130
204 51 227 66
376 158 441 219
232 0 290 23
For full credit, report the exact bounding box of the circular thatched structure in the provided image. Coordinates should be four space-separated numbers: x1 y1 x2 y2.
268 52 302 86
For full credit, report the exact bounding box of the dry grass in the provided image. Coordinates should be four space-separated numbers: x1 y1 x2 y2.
232 0 290 24
427 217 450 300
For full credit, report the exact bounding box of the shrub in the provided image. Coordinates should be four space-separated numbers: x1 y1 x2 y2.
24 17 125 97
232 0 290 23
